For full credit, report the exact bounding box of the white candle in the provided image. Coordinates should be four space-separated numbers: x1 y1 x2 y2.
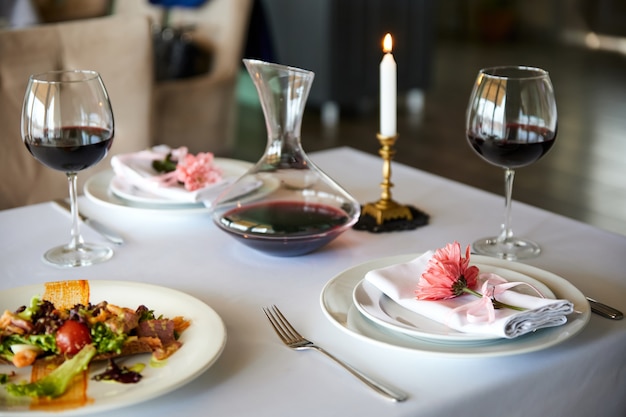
380 33 397 136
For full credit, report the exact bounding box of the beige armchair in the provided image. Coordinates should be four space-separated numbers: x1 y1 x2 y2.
113 0 253 155
0 15 153 209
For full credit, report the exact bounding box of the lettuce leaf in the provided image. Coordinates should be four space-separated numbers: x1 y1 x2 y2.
16 296 41 321
5 344 96 398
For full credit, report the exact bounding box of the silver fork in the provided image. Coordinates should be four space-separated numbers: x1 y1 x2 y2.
263 305 408 402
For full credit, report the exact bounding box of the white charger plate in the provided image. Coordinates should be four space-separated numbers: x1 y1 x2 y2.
320 254 590 357
353 263 556 343
0 281 226 415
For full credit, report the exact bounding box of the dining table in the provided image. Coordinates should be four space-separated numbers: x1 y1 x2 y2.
0 146 624 417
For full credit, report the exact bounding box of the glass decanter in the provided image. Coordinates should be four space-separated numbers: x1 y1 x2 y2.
212 59 360 256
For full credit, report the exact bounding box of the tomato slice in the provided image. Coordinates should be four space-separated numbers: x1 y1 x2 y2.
55 320 92 355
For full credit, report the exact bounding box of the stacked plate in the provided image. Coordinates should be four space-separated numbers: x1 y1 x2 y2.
320 254 590 357
84 158 253 214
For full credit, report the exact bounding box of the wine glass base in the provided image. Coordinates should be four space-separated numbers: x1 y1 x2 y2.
472 237 541 261
43 243 113 268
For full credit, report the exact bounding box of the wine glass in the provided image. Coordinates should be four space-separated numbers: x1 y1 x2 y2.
466 66 557 260
22 70 115 267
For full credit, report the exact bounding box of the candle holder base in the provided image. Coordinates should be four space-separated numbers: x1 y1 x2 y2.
362 198 413 224
354 204 429 233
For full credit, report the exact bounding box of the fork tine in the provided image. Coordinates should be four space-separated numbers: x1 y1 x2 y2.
263 306 289 344
270 305 304 340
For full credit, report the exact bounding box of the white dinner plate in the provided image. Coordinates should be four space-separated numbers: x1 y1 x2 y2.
320 254 590 357
353 262 556 343
85 170 209 214
110 158 252 206
0 281 227 416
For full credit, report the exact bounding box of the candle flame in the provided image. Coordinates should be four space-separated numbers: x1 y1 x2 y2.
382 33 393 53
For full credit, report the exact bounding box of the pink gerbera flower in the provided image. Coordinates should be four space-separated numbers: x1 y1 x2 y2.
175 152 222 191
415 241 479 300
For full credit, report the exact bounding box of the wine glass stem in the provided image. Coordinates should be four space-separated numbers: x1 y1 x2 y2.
498 168 515 243
66 172 84 250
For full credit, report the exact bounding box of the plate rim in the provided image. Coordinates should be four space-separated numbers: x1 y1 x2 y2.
0 280 227 416
320 253 590 357
85 170 210 214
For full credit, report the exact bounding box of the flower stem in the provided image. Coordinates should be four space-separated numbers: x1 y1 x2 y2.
462 288 482 298
461 288 526 311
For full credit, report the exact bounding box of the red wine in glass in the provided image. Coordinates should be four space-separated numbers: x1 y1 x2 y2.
25 126 113 172
467 123 556 169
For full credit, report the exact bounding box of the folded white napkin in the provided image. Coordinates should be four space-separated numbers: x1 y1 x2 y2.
364 252 574 339
111 146 234 204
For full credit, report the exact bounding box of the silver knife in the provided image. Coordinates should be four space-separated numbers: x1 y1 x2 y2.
587 297 623 320
54 199 125 245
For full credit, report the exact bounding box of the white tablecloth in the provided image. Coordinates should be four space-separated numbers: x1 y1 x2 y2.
0 147 624 417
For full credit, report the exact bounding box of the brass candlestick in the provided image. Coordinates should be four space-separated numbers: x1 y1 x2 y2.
362 133 413 225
